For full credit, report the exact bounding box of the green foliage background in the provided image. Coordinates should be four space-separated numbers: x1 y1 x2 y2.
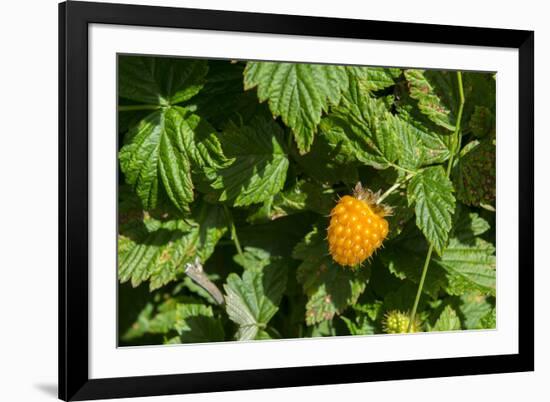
117 55 496 345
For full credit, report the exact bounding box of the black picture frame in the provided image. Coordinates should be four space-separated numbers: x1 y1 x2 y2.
59 1 534 400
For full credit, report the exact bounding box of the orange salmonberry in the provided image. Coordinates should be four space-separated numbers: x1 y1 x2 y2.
327 183 391 267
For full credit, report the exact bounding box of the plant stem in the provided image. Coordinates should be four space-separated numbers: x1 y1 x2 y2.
223 205 243 257
446 72 465 177
389 162 417 175
377 173 415 205
407 244 434 331
118 104 161 112
408 71 465 332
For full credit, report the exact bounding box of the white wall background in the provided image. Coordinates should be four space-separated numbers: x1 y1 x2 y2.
0 0 545 401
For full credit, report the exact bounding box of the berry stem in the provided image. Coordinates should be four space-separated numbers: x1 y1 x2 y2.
376 173 415 205
118 104 161 111
408 71 465 333
223 205 244 258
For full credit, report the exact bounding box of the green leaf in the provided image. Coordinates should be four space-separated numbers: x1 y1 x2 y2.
120 107 225 212
247 180 334 223
207 117 289 206
352 293 384 322
453 139 496 207
468 106 495 138
244 62 349 153
480 307 496 329
122 296 224 344
174 304 225 343
382 185 416 240
437 237 496 296
175 109 228 171
254 330 276 340
293 225 370 325
119 56 208 105
120 109 192 211
381 209 495 298
380 227 447 298
320 81 449 171
233 247 272 271
238 213 318 257
386 206 494 298
434 207 496 296
450 206 491 240
319 87 392 169
408 166 456 254
461 72 496 133
404 69 459 131
118 107 150 134
224 261 288 340
430 305 461 331
347 66 401 92
118 197 227 290
459 293 494 329
120 293 183 337
190 60 266 129
292 133 359 185
307 320 337 337
341 315 375 335
121 299 175 343
394 83 453 166
379 114 451 170
118 282 159 343
404 70 495 135
383 281 428 313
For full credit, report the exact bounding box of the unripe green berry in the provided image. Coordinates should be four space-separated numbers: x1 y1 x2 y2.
382 310 422 334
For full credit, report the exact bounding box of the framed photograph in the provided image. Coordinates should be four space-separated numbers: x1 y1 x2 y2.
59 1 534 400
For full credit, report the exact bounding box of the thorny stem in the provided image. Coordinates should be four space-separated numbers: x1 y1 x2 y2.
223 205 244 258
377 173 415 205
118 104 161 112
408 71 465 332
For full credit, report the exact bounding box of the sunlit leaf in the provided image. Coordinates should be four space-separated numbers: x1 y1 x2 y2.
119 56 207 105
430 305 461 331
244 62 349 153
118 195 227 290
120 107 225 212
408 166 456 254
